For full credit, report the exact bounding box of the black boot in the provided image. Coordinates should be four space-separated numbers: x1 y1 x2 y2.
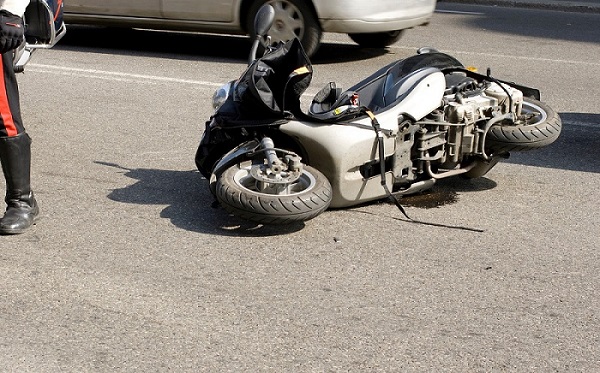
0 133 39 235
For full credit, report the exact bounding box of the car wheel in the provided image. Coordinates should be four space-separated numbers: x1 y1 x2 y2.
247 0 322 58
348 30 404 48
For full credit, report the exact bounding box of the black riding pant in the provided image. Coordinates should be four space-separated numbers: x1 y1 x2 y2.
0 51 24 138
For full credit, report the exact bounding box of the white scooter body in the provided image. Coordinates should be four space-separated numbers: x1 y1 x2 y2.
280 71 446 208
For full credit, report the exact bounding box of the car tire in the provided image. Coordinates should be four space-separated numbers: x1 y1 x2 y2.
348 30 404 48
247 0 322 58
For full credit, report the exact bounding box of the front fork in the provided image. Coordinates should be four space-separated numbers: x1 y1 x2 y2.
250 137 304 194
260 137 286 173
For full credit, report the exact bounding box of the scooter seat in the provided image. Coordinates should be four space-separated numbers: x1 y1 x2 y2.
382 66 442 107
307 66 442 122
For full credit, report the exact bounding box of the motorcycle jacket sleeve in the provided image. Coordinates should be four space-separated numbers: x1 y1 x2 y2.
0 9 24 53
0 0 28 54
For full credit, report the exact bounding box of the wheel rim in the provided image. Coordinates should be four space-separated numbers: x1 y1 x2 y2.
517 100 548 126
232 163 317 196
264 0 305 43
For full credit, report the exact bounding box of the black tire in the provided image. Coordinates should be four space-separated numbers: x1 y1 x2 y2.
486 97 562 153
247 0 322 58
348 30 404 48
216 162 332 225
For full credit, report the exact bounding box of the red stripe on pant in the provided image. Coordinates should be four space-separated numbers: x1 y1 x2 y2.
0 52 20 138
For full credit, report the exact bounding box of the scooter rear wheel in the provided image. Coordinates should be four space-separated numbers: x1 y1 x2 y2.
486 97 562 153
216 162 332 225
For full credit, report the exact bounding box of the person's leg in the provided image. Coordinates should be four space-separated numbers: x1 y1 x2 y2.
0 51 38 234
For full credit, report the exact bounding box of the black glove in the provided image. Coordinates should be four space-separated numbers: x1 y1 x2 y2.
0 10 24 54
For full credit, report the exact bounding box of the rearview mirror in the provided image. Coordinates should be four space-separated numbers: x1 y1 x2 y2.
249 4 275 65
254 4 275 37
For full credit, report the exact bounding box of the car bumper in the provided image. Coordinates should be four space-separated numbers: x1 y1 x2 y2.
315 0 436 33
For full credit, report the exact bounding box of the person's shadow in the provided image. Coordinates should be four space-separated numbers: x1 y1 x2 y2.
96 161 305 236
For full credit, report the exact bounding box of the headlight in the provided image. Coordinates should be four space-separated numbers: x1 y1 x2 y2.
212 81 234 111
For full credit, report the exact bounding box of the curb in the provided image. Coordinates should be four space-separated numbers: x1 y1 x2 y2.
438 0 600 13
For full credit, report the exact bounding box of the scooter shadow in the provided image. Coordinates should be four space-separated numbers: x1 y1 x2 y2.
504 112 600 174
97 160 500 234
96 161 305 236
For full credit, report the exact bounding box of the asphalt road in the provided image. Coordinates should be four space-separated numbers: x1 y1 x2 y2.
1 3 599 372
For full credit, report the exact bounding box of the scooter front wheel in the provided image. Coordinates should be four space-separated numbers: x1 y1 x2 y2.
216 162 332 225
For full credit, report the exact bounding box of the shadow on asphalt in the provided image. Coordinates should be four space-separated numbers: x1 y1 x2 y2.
97 160 498 235
96 161 305 236
505 112 600 173
55 25 388 65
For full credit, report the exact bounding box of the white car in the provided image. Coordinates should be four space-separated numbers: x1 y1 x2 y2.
63 0 436 57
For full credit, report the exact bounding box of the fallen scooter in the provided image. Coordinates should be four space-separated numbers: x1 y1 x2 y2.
195 4 561 225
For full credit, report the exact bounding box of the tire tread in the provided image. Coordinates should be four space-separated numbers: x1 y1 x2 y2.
216 164 332 224
486 97 562 153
